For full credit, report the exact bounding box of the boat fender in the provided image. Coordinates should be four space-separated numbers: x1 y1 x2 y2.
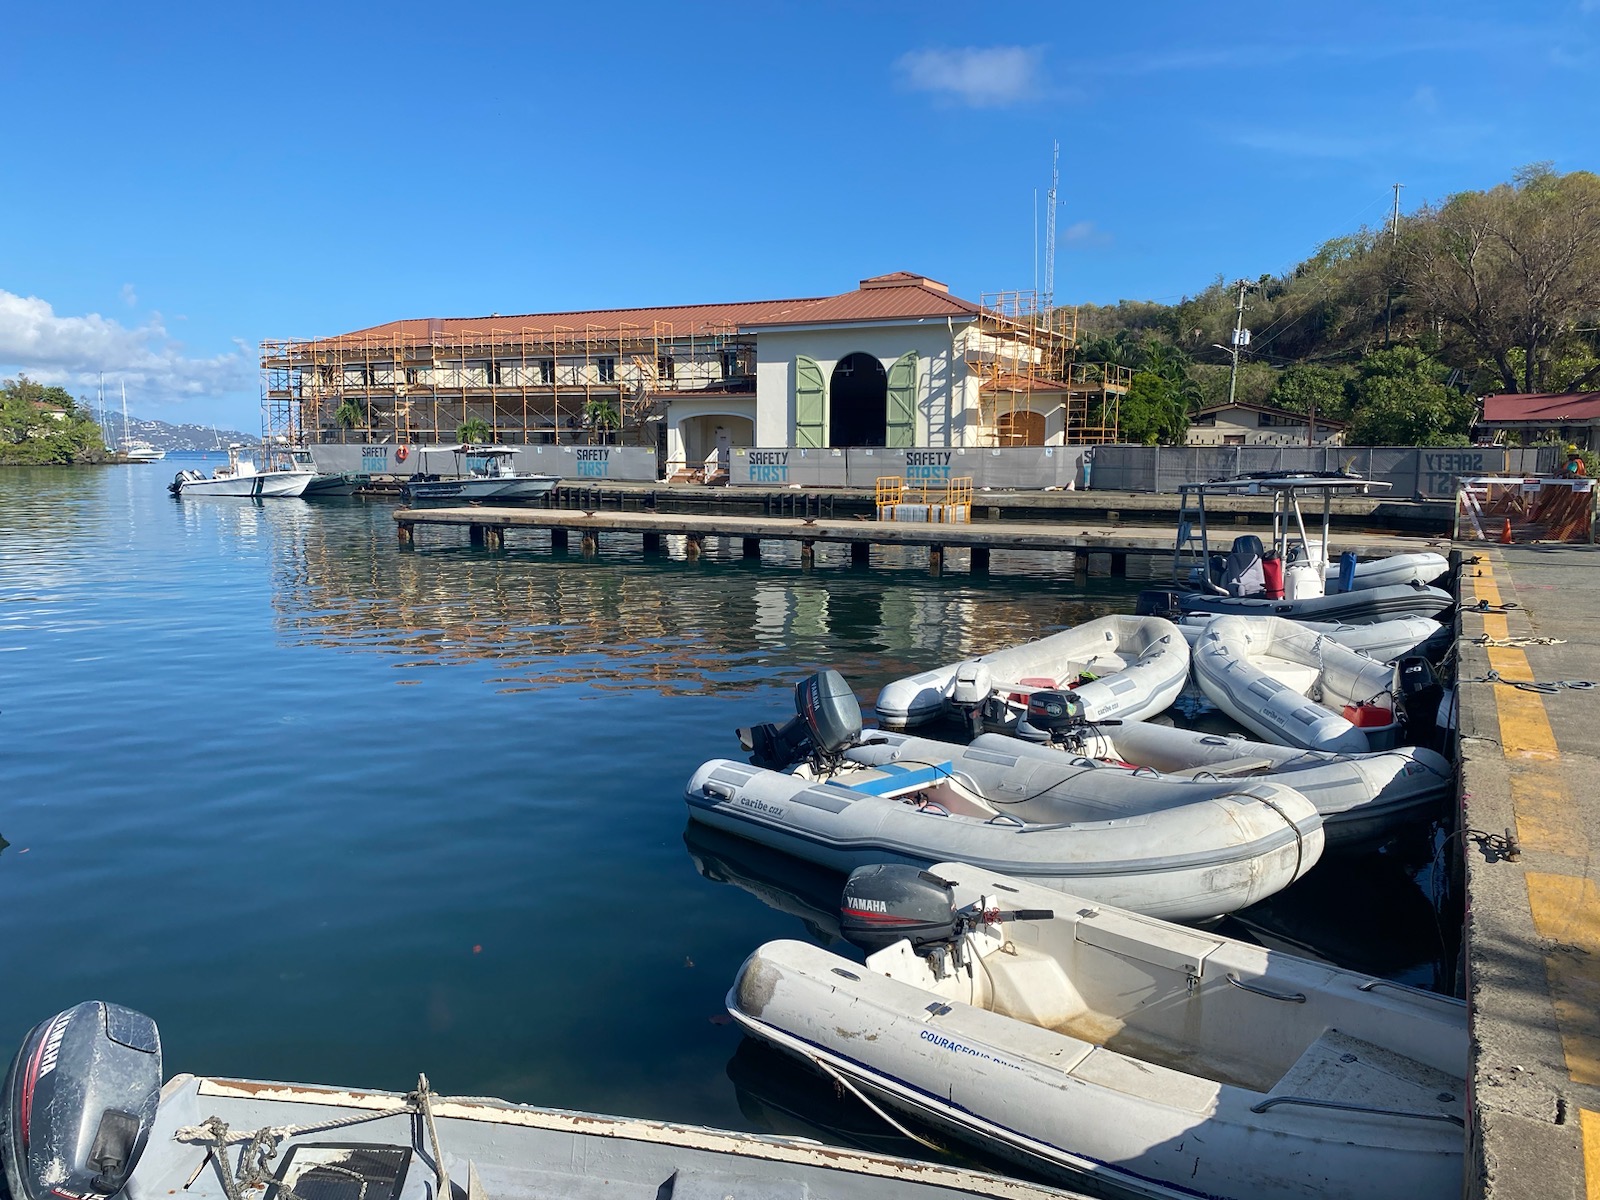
396 446 409 463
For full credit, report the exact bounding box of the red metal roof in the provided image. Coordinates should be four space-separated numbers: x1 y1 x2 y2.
322 273 977 345
1480 393 1600 422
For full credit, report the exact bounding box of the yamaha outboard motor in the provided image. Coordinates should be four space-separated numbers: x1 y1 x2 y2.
737 669 862 770
840 866 1056 975
839 865 960 955
1 1002 162 1200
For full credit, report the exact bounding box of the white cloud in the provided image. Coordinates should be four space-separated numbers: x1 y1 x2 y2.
1061 220 1101 244
120 283 138 307
894 46 1042 108
0 289 253 403
1412 85 1440 114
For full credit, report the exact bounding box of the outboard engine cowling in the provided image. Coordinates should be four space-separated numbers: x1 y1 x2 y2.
1024 690 1085 737
840 865 959 955
1134 589 1186 619
737 669 862 770
1 1003 162 1200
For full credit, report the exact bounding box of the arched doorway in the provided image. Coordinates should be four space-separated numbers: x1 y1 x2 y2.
829 353 887 447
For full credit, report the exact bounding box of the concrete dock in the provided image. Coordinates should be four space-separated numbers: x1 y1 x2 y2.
392 504 1449 575
1458 542 1600 1199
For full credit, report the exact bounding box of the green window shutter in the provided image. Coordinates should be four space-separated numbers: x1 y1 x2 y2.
794 355 826 448
885 352 918 447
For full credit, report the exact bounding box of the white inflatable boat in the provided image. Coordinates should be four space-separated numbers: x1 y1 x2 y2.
993 721 1450 849
1325 550 1450 590
729 862 1466 1200
1176 612 1449 663
1192 615 1403 753
690 673 1323 922
875 615 1188 730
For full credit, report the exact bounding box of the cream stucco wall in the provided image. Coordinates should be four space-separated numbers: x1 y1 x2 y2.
751 319 980 448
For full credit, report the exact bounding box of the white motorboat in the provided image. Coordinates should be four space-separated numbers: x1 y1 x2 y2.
688 672 1323 921
875 615 1188 731
729 862 1466 1200
0 1002 1081 1200
168 445 312 498
1176 612 1450 662
1191 614 1404 753
1136 473 1454 622
400 445 559 503
995 718 1451 849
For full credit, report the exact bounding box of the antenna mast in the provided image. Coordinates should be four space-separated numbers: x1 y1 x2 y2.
1043 140 1059 310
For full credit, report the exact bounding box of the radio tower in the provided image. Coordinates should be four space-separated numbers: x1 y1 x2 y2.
1043 140 1059 312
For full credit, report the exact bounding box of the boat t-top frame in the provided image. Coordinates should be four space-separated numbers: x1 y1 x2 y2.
1173 472 1389 582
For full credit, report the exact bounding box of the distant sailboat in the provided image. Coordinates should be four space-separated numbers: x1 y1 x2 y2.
118 380 164 462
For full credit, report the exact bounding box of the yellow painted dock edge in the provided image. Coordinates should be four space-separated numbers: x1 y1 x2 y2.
1472 556 1600 1192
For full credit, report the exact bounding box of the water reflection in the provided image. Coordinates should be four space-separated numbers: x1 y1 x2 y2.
266 505 1150 700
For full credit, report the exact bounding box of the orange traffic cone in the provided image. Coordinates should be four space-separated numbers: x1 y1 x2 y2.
1500 517 1513 544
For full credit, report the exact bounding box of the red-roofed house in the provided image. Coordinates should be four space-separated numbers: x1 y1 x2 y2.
262 273 1118 477
1477 393 1600 448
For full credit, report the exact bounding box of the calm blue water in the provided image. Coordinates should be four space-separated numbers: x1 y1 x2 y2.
0 458 1450 1145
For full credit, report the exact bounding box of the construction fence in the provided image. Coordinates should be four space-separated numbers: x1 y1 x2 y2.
1085 445 1557 498
1455 476 1597 544
729 446 1092 490
308 443 660 482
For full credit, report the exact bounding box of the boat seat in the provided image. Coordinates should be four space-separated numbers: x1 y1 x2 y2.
1250 658 1321 696
1268 1028 1462 1117
849 762 956 797
1168 757 1276 779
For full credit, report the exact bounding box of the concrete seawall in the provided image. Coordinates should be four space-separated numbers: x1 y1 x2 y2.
1458 544 1600 1199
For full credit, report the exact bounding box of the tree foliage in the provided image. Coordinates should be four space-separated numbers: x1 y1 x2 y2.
456 417 491 444
1345 348 1474 446
1060 166 1600 446
1402 165 1600 393
0 376 109 465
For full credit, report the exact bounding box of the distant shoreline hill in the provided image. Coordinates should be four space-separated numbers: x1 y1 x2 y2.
111 417 259 452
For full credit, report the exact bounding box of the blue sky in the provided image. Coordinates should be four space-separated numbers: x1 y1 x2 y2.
2 1 1595 428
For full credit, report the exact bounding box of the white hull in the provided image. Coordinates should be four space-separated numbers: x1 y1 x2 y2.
730 864 1465 1200
402 474 558 502
120 1072 1075 1200
990 725 1450 848
876 615 1188 729
1192 615 1401 753
1152 581 1454 623
686 731 1323 921
176 470 312 498
1177 612 1448 662
1325 551 1449 590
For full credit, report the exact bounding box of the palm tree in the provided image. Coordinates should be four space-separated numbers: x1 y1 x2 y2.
584 398 619 445
333 398 365 443
456 417 491 445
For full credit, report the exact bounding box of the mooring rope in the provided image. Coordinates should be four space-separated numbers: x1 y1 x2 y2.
1468 668 1597 694
804 1052 947 1154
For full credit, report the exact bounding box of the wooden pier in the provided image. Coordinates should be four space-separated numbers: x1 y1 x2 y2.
393 506 1446 576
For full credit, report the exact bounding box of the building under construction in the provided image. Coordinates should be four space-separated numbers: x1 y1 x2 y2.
261 273 1127 476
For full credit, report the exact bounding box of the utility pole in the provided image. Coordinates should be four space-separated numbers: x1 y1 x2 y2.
1226 279 1251 405
1384 182 1403 345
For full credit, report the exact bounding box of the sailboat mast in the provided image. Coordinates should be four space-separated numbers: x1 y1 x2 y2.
121 381 130 451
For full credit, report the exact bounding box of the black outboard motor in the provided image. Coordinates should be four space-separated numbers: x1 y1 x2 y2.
839 865 1056 969
839 865 959 955
737 669 863 770
1 1002 162 1200
1134 589 1187 619
1397 655 1447 752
